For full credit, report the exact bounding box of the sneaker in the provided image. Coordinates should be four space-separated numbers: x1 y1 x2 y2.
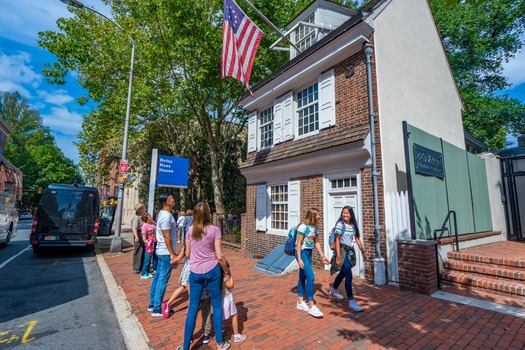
151 311 163 317
233 334 247 343
349 299 364 312
161 302 171 318
217 340 231 350
140 274 151 280
308 305 324 318
329 285 344 300
147 305 154 312
296 301 309 312
202 334 210 344
133 269 140 274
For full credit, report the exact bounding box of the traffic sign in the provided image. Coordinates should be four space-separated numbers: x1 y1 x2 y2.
119 159 129 172
118 172 128 184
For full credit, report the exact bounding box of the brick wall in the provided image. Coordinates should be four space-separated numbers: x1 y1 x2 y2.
397 239 438 295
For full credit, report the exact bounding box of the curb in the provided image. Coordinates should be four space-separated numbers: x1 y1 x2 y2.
95 247 153 350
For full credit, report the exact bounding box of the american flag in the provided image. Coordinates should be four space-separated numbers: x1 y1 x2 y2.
221 0 263 94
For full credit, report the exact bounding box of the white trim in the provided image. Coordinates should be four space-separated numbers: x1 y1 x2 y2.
247 112 257 153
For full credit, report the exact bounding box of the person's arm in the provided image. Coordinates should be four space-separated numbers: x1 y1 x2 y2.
224 274 234 289
214 238 230 276
314 235 329 265
296 232 305 269
162 228 175 258
170 245 185 265
335 234 342 266
355 236 365 255
132 217 140 243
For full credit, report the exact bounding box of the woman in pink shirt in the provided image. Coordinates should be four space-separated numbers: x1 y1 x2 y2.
177 202 230 350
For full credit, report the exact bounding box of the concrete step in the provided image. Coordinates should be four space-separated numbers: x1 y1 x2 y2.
441 271 525 298
444 260 525 282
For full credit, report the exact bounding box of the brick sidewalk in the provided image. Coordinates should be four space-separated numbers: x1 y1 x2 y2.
101 241 525 350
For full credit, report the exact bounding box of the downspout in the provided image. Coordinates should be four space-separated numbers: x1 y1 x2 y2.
363 42 386 285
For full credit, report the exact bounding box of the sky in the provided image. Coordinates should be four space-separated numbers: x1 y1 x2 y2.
0 1 524 166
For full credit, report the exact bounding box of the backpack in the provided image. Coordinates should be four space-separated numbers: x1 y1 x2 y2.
284 224 310 256
329 221 346 250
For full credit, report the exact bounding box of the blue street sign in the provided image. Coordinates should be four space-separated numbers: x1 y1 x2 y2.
157 155 189 188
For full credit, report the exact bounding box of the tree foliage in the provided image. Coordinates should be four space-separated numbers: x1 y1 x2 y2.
430 0 525 149
0 91 83 208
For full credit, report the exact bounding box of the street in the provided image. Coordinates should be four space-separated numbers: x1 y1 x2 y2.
0 221 126 350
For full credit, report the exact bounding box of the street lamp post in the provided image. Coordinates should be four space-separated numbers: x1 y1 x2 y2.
60 0 134 254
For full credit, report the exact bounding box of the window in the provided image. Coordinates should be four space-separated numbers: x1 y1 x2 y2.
331 177 357 189
294 14 316 53
259 107 273 149
270 185 288 230
297 83 319 136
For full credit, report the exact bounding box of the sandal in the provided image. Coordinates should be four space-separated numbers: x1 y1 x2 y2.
217 340 231 350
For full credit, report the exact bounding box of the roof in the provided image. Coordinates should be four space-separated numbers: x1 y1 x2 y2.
285 0 357 28
240 123 369 168
495 146 525 159
241 12 366 100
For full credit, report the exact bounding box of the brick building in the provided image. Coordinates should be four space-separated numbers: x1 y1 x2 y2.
239 0 468 284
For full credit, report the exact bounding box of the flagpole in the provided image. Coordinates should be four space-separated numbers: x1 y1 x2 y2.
240 0 301 53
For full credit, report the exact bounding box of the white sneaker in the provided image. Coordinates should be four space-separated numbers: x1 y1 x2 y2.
233 334 247 343
349 299 364 312
296 301 309 312
308 305 324 318
329 286 344 300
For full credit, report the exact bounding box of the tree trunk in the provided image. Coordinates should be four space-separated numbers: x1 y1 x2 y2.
209 143 225 215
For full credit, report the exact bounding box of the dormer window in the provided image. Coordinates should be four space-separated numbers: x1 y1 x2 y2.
294 14 316 53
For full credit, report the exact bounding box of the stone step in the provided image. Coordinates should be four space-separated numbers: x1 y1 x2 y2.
444 260 525 282
447 251 525 269
441 271 525 298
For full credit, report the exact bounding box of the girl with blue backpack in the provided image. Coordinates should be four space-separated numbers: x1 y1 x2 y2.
295 208 330 318
329 206 365 312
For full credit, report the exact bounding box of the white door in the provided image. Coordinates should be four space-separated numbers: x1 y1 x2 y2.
326 192 364 278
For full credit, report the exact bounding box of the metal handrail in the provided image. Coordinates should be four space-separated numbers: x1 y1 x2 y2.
433 210 458 289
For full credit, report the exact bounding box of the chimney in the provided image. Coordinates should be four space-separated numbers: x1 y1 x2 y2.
519 135 525 148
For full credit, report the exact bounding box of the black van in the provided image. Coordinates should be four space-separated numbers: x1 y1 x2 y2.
30 184 99 253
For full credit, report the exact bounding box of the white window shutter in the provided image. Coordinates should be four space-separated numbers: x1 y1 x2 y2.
256 185 267 231
273 97 283 145
283 91 294 140
287 180 301 229
247 111 257 153
319 69 335 130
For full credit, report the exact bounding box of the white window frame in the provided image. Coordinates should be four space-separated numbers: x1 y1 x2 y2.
294 13 317 53
295 82 320 140
259 106 274 150
269 183 288 232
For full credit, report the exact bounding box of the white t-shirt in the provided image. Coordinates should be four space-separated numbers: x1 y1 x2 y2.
155 210 177 256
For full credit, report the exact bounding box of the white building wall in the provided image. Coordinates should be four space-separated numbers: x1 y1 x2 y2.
372 0 465 194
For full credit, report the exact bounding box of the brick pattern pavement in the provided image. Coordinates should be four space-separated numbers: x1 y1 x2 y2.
101 242 525 350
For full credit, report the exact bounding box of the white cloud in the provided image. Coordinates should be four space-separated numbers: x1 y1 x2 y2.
41 107 83 135
37 89 74 105
0 51 41 97
502 35 525 87
0 0 112 46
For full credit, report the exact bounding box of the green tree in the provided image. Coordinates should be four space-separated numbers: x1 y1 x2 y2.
430 0 525 149
0 91 83 208
39 0 320 214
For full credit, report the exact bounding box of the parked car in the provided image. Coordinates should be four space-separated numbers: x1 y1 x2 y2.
0 192 18 248
30 184 99 253
19 211 33 220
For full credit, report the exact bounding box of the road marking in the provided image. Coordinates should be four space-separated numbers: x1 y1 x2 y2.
0 245 31 270
0 320 38 345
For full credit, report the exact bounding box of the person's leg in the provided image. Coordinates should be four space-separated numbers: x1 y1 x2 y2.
332 263 345 290
168 285 187 305
231 313 239 334
148 265 160 309
342 253 354 299
201 298 211 335
132 240 143 271
301 250 315 306
295 250 306 303
153 255 172 313
152 249 158 272
183 272 204 349
206 264 224 347
141 252 152 276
